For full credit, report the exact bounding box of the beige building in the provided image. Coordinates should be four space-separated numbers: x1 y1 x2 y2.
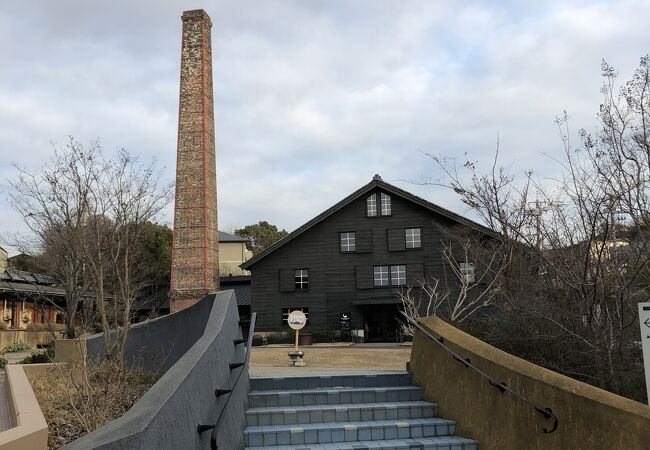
0 247 6 272
219 231 253 276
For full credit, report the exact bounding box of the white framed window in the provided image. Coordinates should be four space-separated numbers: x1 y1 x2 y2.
373 266 389 286
294 269 309 290
460 263 475 283
405 228 421 249
367 194 377 217
340 232 356 252
282 307 309 325
380 193 391 215
390 265 406 285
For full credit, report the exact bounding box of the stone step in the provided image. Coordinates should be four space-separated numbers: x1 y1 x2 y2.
250 372 411 391
249 386 423 408
244 418 456 447
244 435 478 449
246 401 437 426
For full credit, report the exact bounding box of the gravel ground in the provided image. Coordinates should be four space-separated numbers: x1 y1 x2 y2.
249 345 411 370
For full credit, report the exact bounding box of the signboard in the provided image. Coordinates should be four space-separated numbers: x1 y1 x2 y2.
288 310 307 331
639 302 650 405
340 313 351 331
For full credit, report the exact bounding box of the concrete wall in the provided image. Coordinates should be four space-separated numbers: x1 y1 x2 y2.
0 365 48 450
409 316 650 450
63 290 249 450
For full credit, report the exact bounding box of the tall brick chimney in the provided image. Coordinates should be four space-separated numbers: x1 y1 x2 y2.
169 9 220 313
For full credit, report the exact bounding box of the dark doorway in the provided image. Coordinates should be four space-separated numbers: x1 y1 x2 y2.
361 304 401 342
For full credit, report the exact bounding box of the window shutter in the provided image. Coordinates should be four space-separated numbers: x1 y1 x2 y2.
279 269 294 292
355 265 373 289
355 230 373 253
387 228 405 251
406 263 424 285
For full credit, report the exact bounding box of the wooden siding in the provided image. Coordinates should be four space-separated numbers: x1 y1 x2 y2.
249 187 471 331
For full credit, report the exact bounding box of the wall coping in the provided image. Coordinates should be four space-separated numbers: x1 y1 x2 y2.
0 365 47 449
419 316 650 418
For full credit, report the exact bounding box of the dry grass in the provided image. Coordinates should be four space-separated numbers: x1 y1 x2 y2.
250 346 411 370
28 360 159 449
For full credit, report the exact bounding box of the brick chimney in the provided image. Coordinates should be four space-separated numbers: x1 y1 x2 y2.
169 9 220 313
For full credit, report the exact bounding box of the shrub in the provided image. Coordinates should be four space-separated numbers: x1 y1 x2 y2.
2 339 29 353
0 358 7 368
265 331 291 344
29 359 159 449
20 348 55 364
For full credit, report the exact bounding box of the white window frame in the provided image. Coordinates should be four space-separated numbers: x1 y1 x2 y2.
460 263 475 283
367 194 377 217
340 232 356 252
294 269 309 290
380 193 391 216
373 265 389 286
405 228 421 249
390 265 406 286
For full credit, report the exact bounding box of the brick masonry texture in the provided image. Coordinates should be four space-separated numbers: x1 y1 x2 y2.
170 9 220 313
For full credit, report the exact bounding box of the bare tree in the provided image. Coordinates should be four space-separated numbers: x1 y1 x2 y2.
419 57 650 400
9 138 173 361
9 139 95 338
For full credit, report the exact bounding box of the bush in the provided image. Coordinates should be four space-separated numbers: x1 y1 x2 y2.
265 331 291 344
0 358 7 368
20 348 55 364
2 339 29 353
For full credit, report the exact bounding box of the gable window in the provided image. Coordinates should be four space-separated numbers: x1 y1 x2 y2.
367 194 377 217
460 263 475 283
282 307 309 325
294 269 309 290
381 193 391 215
405 228 421 249
374 265 407 287
340 232 356 252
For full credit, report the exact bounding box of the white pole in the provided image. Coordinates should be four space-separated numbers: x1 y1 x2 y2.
638 302 650 405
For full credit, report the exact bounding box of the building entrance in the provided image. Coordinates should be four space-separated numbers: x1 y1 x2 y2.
361 304 401 342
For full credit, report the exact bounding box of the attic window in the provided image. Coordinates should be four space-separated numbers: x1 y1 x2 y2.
367 194 377 217
381 193 391 215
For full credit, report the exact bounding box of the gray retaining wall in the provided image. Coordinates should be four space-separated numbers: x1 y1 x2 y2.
63 290 249 450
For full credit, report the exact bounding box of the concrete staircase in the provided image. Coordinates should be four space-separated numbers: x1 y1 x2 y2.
245 372 478 449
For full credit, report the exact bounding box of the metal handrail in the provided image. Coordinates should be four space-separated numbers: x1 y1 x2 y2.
400 311 558 433
197 312 257 449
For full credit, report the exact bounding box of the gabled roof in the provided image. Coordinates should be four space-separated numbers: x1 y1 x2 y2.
241 176 500 269
219 231 249 243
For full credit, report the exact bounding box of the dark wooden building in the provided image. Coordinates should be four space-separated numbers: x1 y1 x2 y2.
241 176 496 341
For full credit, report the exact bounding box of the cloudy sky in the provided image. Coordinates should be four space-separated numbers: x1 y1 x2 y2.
1 0 649 252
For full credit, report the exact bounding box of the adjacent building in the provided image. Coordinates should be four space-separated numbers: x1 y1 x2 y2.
241 176 497 341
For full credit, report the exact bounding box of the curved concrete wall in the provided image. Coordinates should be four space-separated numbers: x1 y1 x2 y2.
409 316 650 450
63 290 249 450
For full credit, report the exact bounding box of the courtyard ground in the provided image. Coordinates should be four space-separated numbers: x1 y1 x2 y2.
249 343 411 376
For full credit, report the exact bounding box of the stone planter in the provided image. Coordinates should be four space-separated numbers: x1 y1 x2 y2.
54 338 87 363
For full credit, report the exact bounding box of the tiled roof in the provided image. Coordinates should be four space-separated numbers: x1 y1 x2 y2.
219 231 249 243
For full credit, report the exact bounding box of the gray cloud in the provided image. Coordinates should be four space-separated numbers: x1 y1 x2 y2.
1 0 649 253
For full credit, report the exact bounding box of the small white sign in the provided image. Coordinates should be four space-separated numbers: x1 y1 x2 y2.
638 302 650 405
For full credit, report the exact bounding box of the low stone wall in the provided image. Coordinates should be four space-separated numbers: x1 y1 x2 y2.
0 331 54 351
62 290 249 450
409 316 650 450
0 365 48 450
